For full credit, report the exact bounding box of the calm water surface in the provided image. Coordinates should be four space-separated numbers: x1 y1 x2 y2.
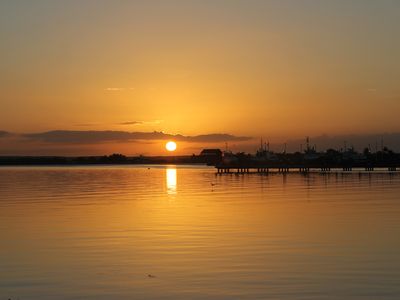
0 165 399 299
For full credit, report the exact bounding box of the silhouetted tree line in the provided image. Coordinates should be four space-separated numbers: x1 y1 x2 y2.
0 153 205 165
0 154 131 165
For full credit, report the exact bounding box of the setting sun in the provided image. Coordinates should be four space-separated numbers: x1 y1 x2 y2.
165 141 177 152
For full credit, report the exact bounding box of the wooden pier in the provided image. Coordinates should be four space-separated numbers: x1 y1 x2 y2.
216 164 398 174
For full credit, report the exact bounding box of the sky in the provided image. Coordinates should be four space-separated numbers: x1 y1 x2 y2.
0 0 399 155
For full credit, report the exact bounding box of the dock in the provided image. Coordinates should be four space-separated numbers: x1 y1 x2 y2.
216 163 398 174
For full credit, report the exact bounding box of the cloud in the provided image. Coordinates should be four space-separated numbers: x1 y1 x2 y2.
181 133 251 143
0 131 10 138
144 119 163 125
21 130 252 144
119 120 163 126
104 87 125 91
104 87 135 91
119 121 143 125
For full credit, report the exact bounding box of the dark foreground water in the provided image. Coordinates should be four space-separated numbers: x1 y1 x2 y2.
0 166 399 299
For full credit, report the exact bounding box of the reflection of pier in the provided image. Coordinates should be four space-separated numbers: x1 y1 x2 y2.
216 163 398 174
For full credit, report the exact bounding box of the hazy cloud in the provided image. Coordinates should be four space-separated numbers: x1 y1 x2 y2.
0 131 10 138
104 87 124 91
104 87 135 91
144 119 163 125
119 121 142 125
119 120 163 126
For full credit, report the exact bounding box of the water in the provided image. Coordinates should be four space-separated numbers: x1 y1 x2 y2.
0 165 399 299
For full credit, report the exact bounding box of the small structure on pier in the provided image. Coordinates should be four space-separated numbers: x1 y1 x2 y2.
199 148 223 165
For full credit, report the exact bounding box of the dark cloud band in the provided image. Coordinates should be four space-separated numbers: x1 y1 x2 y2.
18 130 252 144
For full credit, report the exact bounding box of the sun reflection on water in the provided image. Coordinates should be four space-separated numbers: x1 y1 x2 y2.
166 168 177 194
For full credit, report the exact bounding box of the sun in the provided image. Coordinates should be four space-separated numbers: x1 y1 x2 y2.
165 141 177 152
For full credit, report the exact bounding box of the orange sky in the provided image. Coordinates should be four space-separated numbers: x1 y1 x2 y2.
1 1 399 155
